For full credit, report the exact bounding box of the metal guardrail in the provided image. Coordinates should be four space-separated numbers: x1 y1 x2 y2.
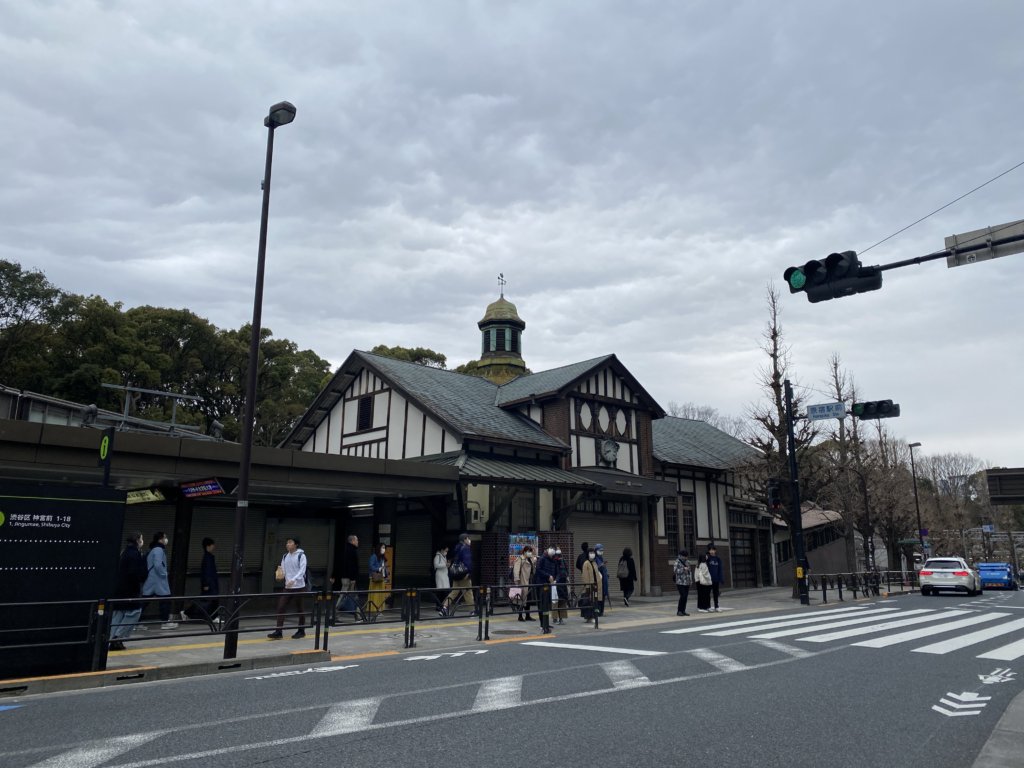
806 571 918 603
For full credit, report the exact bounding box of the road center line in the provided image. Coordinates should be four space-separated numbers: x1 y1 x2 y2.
309 698 381 736
521 641 666 656
30 733 162 768
601 660 651 688
472 676 523 711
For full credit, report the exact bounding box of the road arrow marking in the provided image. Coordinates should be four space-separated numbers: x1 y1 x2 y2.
978 668 1016 684
932 705 982 717
404 650 488 661
946 692 991 703
938 698 986 709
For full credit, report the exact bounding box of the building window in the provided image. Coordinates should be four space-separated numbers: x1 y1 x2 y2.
510 330 519 354
490 485 538 531
680 494 696 554
664 497 679 545
496 328 506 352
357 395 373 431
776 539 793 563
482 331 488 356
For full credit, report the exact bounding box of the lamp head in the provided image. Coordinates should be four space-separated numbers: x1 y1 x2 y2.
265 101 296 128
909 442 922 449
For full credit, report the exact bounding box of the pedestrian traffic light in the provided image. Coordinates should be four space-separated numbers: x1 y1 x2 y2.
784 251 883 303
851 400 901 420
767 480 782 513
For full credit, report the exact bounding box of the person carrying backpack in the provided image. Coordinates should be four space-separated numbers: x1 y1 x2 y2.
268 537 308 640
617 548 637 606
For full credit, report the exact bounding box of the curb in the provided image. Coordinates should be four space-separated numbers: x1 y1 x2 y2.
0 649 330 697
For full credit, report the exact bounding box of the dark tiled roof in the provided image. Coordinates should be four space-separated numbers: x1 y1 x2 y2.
355 352 567 450
652 417 760 470
417 451 598 489
494 355 616 406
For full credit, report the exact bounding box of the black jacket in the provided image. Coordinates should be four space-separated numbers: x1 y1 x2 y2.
114 543 147 608
335 542 360 582
200 551 219 594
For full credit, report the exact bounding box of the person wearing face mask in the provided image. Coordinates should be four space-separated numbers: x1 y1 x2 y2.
594 544 609 616
553 548 569 624
532 546 558 634
579 548 600 623
368 544 390 617
143 531 177 630
512 546 535 621
268 537 308 639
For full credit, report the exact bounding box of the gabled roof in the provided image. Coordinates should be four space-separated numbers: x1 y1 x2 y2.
652 416 760 470
494 354 665 416
279 351 567 451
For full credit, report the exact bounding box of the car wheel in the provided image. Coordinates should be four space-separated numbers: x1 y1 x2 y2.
921 587 930 596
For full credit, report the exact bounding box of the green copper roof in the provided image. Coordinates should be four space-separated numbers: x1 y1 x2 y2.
479 296 525 327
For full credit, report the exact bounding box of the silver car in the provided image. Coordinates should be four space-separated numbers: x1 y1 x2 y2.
919 557 980 596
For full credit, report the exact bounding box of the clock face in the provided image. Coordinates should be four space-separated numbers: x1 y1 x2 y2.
599 439 619 465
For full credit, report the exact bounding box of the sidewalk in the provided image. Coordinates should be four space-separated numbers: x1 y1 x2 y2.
0 586 834 695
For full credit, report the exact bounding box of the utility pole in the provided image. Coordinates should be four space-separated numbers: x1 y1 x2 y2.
784 379 810 605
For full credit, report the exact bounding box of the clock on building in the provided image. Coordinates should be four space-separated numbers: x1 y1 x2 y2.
598 438 619 467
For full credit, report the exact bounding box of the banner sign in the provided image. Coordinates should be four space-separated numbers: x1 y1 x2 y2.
180 478 225 499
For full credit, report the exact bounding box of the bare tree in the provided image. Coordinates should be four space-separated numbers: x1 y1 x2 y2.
665 401 749 440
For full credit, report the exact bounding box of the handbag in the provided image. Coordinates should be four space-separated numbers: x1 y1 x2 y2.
274 564 285 581
449 561 468 580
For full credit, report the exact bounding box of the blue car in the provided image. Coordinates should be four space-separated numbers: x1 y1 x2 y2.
977 562 1018 591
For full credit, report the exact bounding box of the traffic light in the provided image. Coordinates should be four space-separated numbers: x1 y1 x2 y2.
784 251 883 303
851 400 901 420
767 480 782 513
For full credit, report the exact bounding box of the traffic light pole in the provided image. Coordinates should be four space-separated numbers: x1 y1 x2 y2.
784 380 810 606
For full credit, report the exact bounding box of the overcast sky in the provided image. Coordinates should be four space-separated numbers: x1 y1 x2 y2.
2 1 1022 468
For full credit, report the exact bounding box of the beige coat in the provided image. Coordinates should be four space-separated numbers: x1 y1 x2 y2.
580 559 600 598
514 554 535 586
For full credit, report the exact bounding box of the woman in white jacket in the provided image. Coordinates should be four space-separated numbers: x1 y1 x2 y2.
268 537 308 640
433 545 451 616
695 553 713 613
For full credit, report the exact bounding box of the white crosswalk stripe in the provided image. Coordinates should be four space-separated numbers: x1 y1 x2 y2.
853 612 1010 648
666 603 1024 661
689 647 748 672
602 660 651 688
748 608 937 640
661 605 870 634
705 607 899 636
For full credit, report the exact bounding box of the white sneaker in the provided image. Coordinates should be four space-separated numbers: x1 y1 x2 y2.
180 611 189 622
713 607 720 612
160 622 179 630
698 609 709 613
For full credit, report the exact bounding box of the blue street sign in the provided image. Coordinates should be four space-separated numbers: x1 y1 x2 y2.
806 402 847 421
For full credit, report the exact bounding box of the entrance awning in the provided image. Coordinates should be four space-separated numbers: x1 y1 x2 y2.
570 467 676 497
421 452 600 491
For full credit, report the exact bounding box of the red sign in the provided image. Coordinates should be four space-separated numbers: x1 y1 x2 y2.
180 478 225 498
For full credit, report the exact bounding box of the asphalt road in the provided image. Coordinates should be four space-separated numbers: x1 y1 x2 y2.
3 590 1023 768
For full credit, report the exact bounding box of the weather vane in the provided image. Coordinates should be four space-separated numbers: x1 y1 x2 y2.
498 272 506 297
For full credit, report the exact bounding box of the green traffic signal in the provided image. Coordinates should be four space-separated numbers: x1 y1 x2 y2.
788 269 806 290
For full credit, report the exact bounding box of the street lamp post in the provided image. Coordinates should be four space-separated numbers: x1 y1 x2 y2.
224 101 296 660
909 442 924 566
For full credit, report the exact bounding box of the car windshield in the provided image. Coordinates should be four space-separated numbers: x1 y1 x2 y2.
924 559 963 570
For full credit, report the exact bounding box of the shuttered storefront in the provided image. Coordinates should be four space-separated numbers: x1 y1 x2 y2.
568 513 640 600
269 518 332 587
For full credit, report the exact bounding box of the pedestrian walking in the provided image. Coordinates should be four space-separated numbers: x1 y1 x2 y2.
579 547 600 623
331 534 360 594
182 537 219 623
109 532 147 651
673 549 692 616
533 546 558 634
143 532 177 629
433 545 450 615
512 545 535 621
617 548 637 606
575 540 590 573
367 543 390 616
268 537 308 640
553 547 569 624
706 544 724 612
594 544 609 615
445 533 475 614
695 553 713 612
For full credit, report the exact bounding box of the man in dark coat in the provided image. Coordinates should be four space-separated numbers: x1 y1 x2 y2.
706 544 724 612
109 532 146 651
575 541 589 573
533 547 559 634
332 534 360 593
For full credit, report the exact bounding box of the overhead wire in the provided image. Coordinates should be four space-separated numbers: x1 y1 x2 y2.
858 159 1024 256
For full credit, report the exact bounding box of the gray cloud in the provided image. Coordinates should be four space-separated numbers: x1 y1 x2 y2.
2 0 1023 466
